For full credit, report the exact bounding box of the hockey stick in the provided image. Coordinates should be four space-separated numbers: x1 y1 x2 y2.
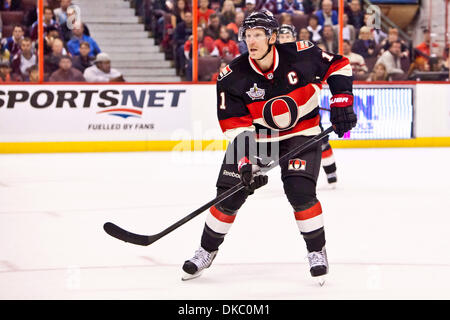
103 126 334 246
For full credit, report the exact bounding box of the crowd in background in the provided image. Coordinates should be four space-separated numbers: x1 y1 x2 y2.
1 0 449 82
0 0 124 82
144 0 449 81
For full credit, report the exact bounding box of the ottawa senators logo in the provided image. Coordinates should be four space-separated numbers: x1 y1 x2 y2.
262 96 299 130
288 158 306 171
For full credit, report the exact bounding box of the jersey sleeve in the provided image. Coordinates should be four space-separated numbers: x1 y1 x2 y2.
216 72 255 141
305 42 353 95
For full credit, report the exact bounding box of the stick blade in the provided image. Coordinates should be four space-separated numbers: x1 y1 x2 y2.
103 222 152 246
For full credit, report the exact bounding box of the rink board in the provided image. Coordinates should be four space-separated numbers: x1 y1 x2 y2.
0 83 449 153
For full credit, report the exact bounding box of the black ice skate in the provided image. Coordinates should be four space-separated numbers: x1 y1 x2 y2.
307 247 329 286
182 247 218 281
326 172 337 188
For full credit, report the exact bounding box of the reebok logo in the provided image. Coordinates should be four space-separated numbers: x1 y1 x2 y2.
223 170 240 179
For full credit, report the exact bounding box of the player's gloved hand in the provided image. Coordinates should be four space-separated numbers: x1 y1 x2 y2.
238 156 269 194
330 93 357 138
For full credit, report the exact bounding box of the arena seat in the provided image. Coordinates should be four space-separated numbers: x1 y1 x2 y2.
1 11 25 26
198 56 221 81
291 14 309 32
21 0 37 11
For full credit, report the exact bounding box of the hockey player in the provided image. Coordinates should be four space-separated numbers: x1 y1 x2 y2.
182 10 356 282
278 23 339 187
277 24 297 44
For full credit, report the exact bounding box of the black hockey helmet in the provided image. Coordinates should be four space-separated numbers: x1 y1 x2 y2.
278 24 296 38
238 10 280 42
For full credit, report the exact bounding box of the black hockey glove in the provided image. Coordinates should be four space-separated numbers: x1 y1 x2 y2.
238 156 269 194
330 93 357 138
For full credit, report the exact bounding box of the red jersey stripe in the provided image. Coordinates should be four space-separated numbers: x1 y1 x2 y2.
219 114 253 132
255 114 320 139
210 206 236 223
294 201 322 221
246 84 317 118
321 148 333 159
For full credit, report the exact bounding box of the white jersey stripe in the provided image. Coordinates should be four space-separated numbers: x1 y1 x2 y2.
295 214 324 233
205 212 234 234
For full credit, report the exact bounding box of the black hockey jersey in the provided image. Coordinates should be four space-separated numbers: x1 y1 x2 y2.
216 40 353 142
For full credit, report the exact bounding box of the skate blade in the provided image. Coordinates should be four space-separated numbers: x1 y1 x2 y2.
181 271 203 281
316 275 326 286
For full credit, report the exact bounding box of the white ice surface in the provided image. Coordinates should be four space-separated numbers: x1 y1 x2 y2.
0 148 449 299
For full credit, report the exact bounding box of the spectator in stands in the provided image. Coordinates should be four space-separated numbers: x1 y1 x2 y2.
198 0 215 29
342 39 368 79
174 11 193 76
43 26 60 55
428 56 446 72
27 64 39 82
184 26 218 58
226 10 245 42
49 55 85 82
220 0 236 26
53 0 71 26
256 0 277 13
244 0 257 17
232 0 245 10
351 26 377 59
415 28 439 63
279 12 293 26
346 0 364 31
375 41 404 78
298 27 311 41
333 13 355 45
184 26 219 80
83 52 125 82
316 0 337 27
278 24 296 44
2 24 24 58
44 37 66 77
319 24 338 53
444 47 449 71
0 44 11 63
363 13 387 45
31 6 59 41
171 0 190 29
367 63 388 81
214 25 240 60
67 22 101 57
276 0 305 15
225 10 248 54
72 41 94 73
380 28 409 58
204 13 221 39
407 56 429 79
307 14 322 44
303 0 321 15
11 37 36 80
28 65 39 82
0 60 12 82
0 0 23 11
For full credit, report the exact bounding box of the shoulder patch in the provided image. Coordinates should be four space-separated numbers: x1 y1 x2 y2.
295 40 314 52
217 65 233 81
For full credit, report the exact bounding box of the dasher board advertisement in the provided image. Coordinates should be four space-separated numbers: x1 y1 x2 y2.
0 84 191 142
319 86 414 140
